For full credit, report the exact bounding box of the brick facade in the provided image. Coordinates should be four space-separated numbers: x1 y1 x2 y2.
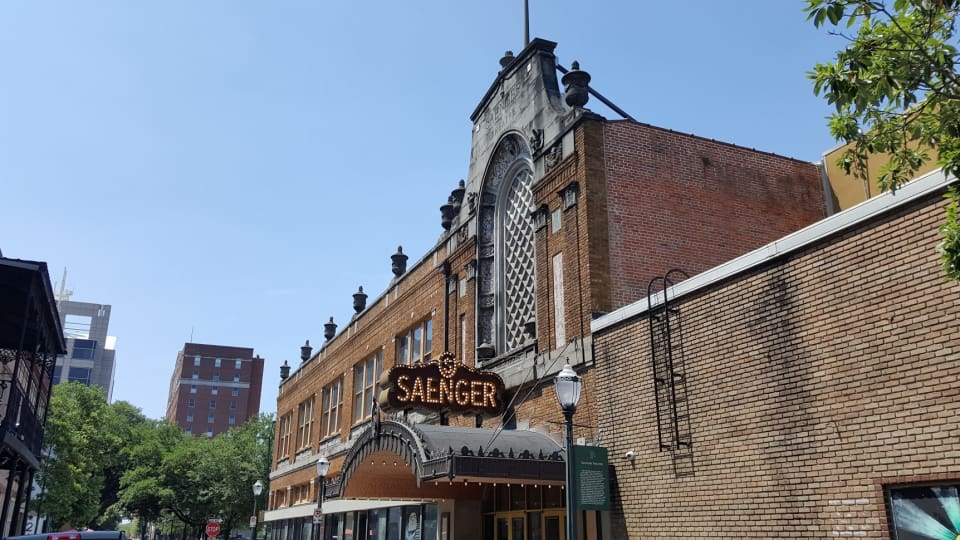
593 181 959 538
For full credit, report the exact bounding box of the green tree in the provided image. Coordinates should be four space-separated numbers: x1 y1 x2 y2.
807 0 960 279
37 383 148 529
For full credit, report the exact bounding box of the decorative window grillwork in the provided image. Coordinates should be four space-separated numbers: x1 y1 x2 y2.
500 168 536 352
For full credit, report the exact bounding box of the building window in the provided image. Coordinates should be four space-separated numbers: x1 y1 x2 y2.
190 385 197 394
72 339 97 360
888 484 960 538
551 208 562 232
277 413 292 458
187 399 195 408
213 372 220 382
210 400 216 409
233 374 240 383
53 365 62 383
211 387 218 396
186 413 193 423
235 359 242 369
320 378 344 439
232 388 239 397
185 427 192 434
553 252 566 347
68 367 91 385
230 400 237 410
460 314 467 361
206 430 213 438
353 352 382 422
396 319 432 365
214 358 221 368
229 415 236 426
296 397 314 449
192 370 199 380
194 356 201 367
208 414 215 423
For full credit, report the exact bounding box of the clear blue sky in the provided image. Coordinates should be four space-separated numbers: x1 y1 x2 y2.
0 1 843 421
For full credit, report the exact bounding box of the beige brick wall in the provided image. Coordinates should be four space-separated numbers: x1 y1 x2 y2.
594 190 960 538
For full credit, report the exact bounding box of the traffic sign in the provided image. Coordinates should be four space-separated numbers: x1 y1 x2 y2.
312 507 323 524
205 521 221 537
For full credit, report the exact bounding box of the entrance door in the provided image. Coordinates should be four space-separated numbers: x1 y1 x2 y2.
494 512 526 540
542 511 563 540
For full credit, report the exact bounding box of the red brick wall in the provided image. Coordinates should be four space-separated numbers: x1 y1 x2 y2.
602 120 826 310
594 190 959 538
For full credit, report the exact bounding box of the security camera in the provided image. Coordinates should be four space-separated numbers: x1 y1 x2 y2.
624 450 636 460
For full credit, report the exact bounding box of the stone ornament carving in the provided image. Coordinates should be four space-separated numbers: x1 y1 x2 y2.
529 128 544 153
544 141 563 171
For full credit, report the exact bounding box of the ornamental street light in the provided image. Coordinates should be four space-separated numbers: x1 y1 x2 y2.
314 456 330 540
555 363 582 540
251 480 263 540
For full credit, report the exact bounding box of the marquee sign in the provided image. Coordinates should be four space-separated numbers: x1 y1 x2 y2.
380 351 505 416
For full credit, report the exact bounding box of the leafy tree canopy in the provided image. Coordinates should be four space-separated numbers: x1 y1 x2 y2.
807 0 960 279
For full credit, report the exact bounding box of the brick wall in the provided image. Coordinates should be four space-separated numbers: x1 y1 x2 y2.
602 120 826 311
594 190 959 538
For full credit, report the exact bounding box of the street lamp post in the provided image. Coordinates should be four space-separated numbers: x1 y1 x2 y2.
555 363 582 540
314 456 329 540
251 480 263 540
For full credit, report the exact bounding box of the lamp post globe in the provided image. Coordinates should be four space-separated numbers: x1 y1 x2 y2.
314 456 330 540
555 363 581 540
316 455 330 478
253 480 263 497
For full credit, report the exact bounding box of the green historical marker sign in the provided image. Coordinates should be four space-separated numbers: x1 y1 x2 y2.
572 445 610 511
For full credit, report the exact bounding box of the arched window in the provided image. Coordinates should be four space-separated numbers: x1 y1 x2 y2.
477 134 536 357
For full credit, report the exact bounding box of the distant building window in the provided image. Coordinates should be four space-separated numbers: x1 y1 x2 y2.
230 400 237 410
229 415 236 425
353 352 382 422
72 339 97 360
213 372 220 382
235 359 242 369
190 385 197 394
186 413 193 423
232 388 239 397
233 374 240 383
206 430 213 438
211 387 218 396
68 367 91 385
53 366 62 383
192 371 199 380
185 427 192 434
395 319 432 365
320 378 344 438
214 358 221 368
208 414 215 423
210 400 216 409
194 356 201 367
187 399 195 408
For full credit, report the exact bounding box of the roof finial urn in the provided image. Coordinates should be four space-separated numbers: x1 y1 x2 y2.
499 51 515 69
324 317 337 341
300 340 312 363
391 246 408 277
562 60 591 108
353 286 367 314
440 196 457 231
280 360 290 380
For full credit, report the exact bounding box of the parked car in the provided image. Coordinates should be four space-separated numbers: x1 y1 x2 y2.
5 531 126 540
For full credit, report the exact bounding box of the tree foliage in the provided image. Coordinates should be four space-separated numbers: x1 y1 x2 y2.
807 0 960 279
39 384 273 537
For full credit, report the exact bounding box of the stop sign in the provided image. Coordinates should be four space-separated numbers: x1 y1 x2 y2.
205 522 221 537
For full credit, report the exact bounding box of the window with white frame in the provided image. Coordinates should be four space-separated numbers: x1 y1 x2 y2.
194 356 201 367
277 413 292 458
320 377 343 439
208 414 215 423
235 359 242 369
215 358 221 368
190 385 197 394
188 399 195 408
353 352 382 422
296 397 314 449
186 413 193 423
232 387 239 397
229 415 236 425
395 319 432 365
211 387 218 396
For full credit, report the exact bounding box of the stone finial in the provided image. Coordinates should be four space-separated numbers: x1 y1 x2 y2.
451 180 466 210
324 317 337 341
391 246 408 277
353 286 367 314
300 340 312 363
562 60 591 108
280 360 290 380
499 51 515 69
441 196 456 231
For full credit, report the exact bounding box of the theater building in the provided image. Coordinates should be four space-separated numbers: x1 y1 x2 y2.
592 169 959 538
264 38 826 540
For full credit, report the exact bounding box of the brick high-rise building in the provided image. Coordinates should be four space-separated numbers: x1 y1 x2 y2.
263 38 829 540
166 342 264 437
